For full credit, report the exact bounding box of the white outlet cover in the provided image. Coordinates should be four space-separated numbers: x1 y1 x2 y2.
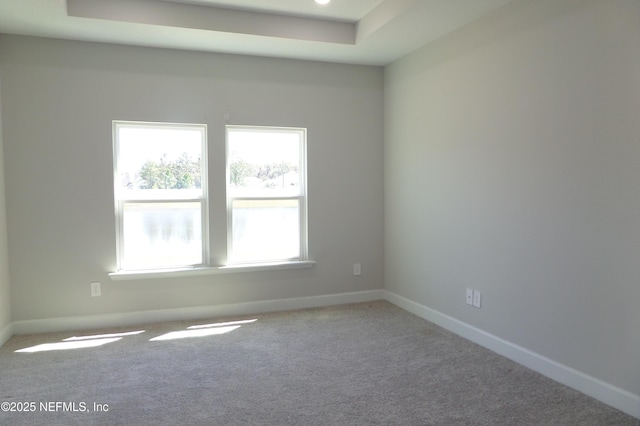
353 263 361 276
90 282 101 297
473 290 481 308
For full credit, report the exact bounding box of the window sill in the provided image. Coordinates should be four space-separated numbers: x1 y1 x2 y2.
109 260 316 281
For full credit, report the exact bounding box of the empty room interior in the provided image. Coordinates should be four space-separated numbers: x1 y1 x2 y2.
0 0 638 423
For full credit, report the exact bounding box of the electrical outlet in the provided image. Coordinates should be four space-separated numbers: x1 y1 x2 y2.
353 263 361 276
466 288 473 305
473 290 481 308
90 282 101 297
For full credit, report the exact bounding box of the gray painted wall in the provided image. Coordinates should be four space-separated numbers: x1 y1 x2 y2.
0 71 11 334
0 35 384 321
385 0 640 396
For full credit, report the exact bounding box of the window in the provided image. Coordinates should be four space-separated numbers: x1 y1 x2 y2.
113 121 208 271
226 126 307 264
111 122 309 276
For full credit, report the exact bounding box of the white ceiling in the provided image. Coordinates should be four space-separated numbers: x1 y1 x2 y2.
0 0 515 66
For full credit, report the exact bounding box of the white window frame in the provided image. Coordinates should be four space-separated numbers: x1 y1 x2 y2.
225 125 308 265
113 121 209 272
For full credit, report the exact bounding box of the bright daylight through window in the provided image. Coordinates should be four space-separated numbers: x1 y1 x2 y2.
113 121 208 271
226 126 307 264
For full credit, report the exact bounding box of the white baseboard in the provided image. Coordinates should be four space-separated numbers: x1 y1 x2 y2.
383 290 640 420
0 322 12 348
11 289 385 336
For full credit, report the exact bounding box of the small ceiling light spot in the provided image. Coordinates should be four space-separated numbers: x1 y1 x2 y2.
315 0 331 5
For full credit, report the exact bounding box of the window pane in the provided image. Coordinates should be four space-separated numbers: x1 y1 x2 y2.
122 202 202 270
116 125 203 199
228 129 301 197
231 199 300 263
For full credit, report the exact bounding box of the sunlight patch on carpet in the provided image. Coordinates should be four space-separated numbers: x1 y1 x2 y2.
149 325 241 341
64 330 146 341
150 318 257 341
15 337 123 353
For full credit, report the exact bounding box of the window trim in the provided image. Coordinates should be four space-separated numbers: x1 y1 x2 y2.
225 125 308 265
108 260 316 281
112 120 209 272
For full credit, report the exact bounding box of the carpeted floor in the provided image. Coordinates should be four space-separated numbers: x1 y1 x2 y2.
0 301 636 425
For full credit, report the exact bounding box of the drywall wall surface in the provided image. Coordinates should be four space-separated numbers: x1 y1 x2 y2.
0 71 11 333
385 0 640 396
0 36 384 322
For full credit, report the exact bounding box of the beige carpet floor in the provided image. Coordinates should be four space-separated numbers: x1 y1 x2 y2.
0 301 636 425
